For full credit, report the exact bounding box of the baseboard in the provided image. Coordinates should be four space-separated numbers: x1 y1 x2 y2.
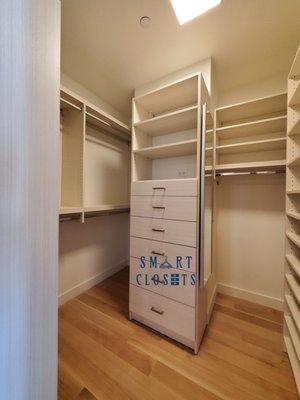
217 283 283 311
59 260 128 306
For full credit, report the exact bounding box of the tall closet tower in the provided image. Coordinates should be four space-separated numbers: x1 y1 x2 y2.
129 72 213 353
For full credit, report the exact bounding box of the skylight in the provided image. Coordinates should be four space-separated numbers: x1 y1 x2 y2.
170 0 222 25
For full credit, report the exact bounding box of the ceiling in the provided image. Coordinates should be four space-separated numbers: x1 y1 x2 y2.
61 0 300 120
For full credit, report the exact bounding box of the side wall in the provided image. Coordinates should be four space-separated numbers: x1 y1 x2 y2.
59 74 130 305
0 1 60 398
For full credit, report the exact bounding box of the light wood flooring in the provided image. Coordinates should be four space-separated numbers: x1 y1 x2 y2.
58 268 298 400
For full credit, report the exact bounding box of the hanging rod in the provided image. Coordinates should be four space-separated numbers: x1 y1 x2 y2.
60 97 82 111
216 170 285 177
86 111 111 127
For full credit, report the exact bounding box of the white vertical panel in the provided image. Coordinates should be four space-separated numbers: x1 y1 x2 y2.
0 1 60 399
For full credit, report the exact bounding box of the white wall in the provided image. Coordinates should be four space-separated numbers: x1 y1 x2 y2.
59 76 130 305
1 0 60 398
216 174 285 310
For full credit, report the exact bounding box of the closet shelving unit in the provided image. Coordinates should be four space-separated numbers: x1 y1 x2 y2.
130 73 213 354
59 87 131 222
214 92 287 173
285 45 300 395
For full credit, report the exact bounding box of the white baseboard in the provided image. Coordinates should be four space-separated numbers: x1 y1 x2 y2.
217 283 283 311
59 260 128 306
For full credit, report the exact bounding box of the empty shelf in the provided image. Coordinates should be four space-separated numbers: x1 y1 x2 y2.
286 254 300 280
289 80 300 107
135 75 198 118
216 115 287 140
216 160 286 173
216 93 287 125
284 315 300 362
287 190 300 195
133 139 197 159
287 211 300 221
286 231 300 248
217 137 286 155
84 204 130 213
59 207 83 215
288 116 300 137
134 106 197 136
284 335 300 394
286 273 300 305
285 294 300 333
288 156 300 167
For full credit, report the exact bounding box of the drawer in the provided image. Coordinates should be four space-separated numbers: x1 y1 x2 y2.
130 284 195 344
131 179 197 196
130 216 197 247
130 257 196 307
131 195 197 221
130 237 196 273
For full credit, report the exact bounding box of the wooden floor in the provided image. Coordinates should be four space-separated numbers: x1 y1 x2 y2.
58 268 298 400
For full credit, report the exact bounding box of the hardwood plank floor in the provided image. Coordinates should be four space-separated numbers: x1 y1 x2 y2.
58 268 298 400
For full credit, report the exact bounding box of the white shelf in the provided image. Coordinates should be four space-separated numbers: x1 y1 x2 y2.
289 46 300 79
217 137 286 155
284 335 300 395
59 207 83 215
216 115 287 140
286 231 300 248
216 160 286 173
289 80 300 107
288 155 300 168
286 273 300 305
133 139 197 160
285 294 300 333
287 211 300 222
288 116 300 137
134 106 197 136
135 75 198 118
216 93 287 126
84 204 130 213
287 190 300 195
284 315 300 362
286 254 300 280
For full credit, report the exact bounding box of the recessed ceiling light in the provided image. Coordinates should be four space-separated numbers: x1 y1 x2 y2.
140 16 152 29
170 0 222 25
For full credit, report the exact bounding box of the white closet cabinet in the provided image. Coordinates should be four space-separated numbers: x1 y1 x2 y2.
59 87 131 221
129 74 213 353
285 45 300 395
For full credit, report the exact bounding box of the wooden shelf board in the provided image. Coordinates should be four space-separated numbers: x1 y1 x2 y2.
84 204 130 213
284 315 300 362
59 207 83 215
285 294 300 333
289 46 300 79
217 137 286 155
135 74 198 117
288 117 300 137
287 211 300 221
286 231 300 248
283 335 300 395
133 139 197 160
216 92 287 125
216 160 286 173
286 272 300 305
287 190 300 195
289 80 300 107
134 105 197 136
288 156 300 168
286 254 300 280
216 115 287 139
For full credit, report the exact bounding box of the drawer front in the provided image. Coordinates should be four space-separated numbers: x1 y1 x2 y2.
131 195 197 221
131 179 197 197
130 257 196 307
130 284 195 342
130 237 196 273
130 216 197 247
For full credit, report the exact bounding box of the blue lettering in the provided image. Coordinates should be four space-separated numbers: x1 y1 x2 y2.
191 274 196 285
186 256 192 269
176 256 183 269
140 256 146 268
136 273 142 285
163 274 168 285
149 256 157 268
182 273 187 285
152 274 160 286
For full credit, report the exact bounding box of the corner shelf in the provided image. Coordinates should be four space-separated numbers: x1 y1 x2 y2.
288 115 300 137
286 273 300 305
286 254 300 279
285 294 300 333
284 315 300 361
286 231 300 248
287 211 300 222
287 156 300 168
134 105 197 136
217 137 286 155
288 80 300 107
133 139 197 160
283 335 300 395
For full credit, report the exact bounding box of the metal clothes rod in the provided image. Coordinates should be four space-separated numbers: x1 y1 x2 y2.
60 97 82 111
216 170 286 177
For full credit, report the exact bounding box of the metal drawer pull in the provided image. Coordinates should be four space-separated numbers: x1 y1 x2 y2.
152 206 165 209
152 228 165 232
151 251 165 256
151 306 164 315
152 187 166 190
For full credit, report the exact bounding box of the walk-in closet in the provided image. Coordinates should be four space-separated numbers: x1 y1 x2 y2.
3 1 300 399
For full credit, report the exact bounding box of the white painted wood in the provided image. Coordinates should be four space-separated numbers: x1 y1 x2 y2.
133 139 197 159
131 178 198 196
286 254 300 279
129 284 195 343
285 294 300 333
286 273 300 305
131 195 197 221
130 258 196 307
284 315 300 362
288 79 300 107
287 105 300 136
286 231 300 248
289 46 300 79
130 237 197 273
0 1 60 398
130 216 197 247
216 159 286 173
217 137 286 155
284 335 300 394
